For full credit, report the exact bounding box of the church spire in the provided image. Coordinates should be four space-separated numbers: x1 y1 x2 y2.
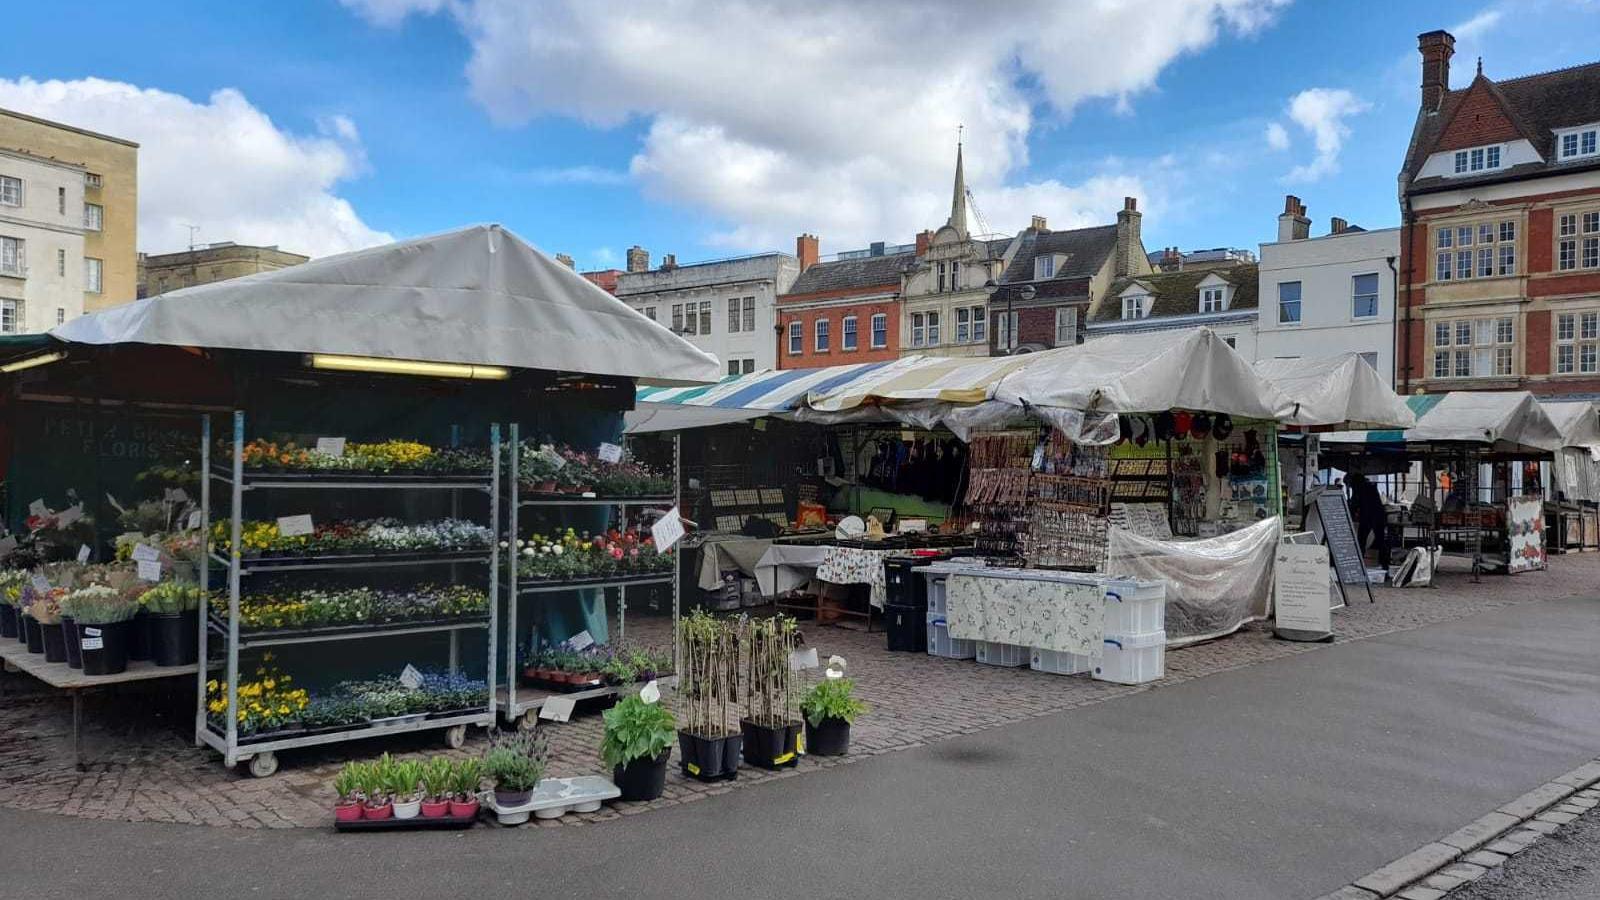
947 138 969 239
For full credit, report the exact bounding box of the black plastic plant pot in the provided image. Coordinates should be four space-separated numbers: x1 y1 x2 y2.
22 615 43 654
126 611 152 662
740 718 802 770
60 615 82 669
679 731 741 781
78 621 129 676
804 717 851 756
149 613 199 667
0 604 17 639
39 622 67 663
613 748 671 801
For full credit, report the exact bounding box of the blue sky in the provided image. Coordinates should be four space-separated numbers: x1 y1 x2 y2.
4 1 1599 267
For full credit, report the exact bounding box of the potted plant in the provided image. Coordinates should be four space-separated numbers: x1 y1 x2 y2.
800 673 868 757
0 571 23 639
448 758 483 818
483 729 548 808
741 615 802 770
19 584 46 654
387 756 424 820
60 584 137 675
333 762 364 823
419 757 454 818
139 582 203 667
600 690 677 801
676 610 742 781
30 588 68 663
360 758 393 820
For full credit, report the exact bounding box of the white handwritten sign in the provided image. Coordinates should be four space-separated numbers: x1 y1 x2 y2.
27 499 48 518
539 695 577 723
137 559 162 582
650 506 685 552
77 545 91 564
1274 543 1332 636
0 535 17 557
315 437 347 458
564 630 595 652
80 627 103 651
277 515 314 537
131 543 161 563
55 504 84 528
597 442 622 464
186 510 203 531
163 487 191 504
399 663 424 690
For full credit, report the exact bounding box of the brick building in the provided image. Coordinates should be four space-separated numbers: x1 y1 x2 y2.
776 234 909 369
1397 29 1600 396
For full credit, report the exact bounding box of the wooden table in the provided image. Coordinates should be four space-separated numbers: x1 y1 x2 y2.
0 643 196 769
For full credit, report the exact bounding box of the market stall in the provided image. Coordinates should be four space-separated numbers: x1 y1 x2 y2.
1538 399 1600 552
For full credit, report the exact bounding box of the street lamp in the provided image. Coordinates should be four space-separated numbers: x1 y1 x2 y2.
992 281 1035 355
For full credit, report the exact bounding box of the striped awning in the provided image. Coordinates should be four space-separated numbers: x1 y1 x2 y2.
804 352 1044 412
634 357 924 412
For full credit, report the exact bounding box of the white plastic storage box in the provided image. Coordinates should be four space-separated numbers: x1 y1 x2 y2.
1092 631 1166 685
975 641 1028 667
1030 647 1094 675
1101 579 1165 636
925 575 949 617
926 615 976 660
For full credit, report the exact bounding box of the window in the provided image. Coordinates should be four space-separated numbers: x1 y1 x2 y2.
681 304 696 335
1122 295 1145 320
728 298 741 333
1035 255 1054 280
950 261 959 291
954 306 987 343
1437 220 1516 280
787 321 802 354
85 257 102 293
85 172 101 189
842 315 858 350
1558 127 1599 160
1559 240 1578 271
55 307 65 326
1586 237 1600 269
83 203 103 232
56 248 65 277
0 175 20 207
1359 351 1379 371
1455 249 1472 280
814 318 829 351
926 311 940 344
1223 336 1236 349
0 299 16 334
1201 286 1224 313
1453 146 1503 173
0 236 23 277
871 313 887 348
741 358 755 374
742 297 755 332
911 312 925 347
1433 315 1514 379
698 301 712 335
955 307 970 343
1054 306 1077 345
936 262 946 293
643 306 656 321
971 306 986 343
1477 246 1494 278
671 304 684 332
1454 152 1467 174
1352 273 1379 318
1557 312 1600 375
1277 281 1302 324
728 358 741 376
57 187 65 215
996 310 1019 350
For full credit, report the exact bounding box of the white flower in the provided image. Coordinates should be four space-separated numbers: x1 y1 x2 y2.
552 545 564 556
522 547 535 558
498 541 509 549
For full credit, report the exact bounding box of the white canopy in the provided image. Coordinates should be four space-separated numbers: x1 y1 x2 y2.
1253 354 1415 430
1539 399 1600 449
1323 391 1564 453
51 224 721 385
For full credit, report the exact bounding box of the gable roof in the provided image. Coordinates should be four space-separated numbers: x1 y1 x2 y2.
1404 61 1600 193
1092 264 1259 323
990 224 1118 303
784 250 912 297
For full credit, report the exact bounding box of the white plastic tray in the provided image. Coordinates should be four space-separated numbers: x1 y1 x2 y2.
481 776 621 825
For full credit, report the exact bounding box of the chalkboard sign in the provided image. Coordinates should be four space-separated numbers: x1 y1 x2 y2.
1314 491 1374 604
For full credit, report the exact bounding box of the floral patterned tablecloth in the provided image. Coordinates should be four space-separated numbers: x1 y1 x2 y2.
814 546 930 609
945 571 1106 656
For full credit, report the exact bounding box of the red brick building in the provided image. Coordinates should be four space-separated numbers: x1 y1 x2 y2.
776 234 911 369
1397 30 1600 396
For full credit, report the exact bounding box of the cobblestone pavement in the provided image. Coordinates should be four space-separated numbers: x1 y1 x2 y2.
2 553 1595 830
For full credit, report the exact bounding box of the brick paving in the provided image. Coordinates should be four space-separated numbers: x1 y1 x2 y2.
2 552 1596 830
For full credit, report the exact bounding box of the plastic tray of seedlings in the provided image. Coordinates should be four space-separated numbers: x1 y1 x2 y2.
333 811 479 832
481 777 621 826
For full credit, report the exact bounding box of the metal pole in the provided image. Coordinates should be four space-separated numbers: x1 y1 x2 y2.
673 432 681 679
487 423 500 722
226 410 244 765
195 415 211 747
506 422 519 720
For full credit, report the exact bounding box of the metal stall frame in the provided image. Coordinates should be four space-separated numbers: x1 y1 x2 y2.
498 423 680 730
196 412 500 777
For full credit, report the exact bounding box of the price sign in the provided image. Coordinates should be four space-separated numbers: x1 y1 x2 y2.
187 510 204 531
315 437 347 458
28 499 48 518
1273 543 1332 639
81 627 104 651
788 647 819 671
539 696 577 723
650 506 685 552
564 630 595 652
163 488 191 504
77 545 92 564
131 543 161 563
277 515 314 537
30 572 50 593
0 535 16 558
597 442 622 464
55 505 84 527
137 559 162 582
399 664 424 690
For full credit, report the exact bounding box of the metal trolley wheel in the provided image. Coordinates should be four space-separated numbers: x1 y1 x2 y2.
444 724 469 749
245 751 279 779
517 710 539 732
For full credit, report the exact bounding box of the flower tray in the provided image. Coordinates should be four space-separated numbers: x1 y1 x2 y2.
225 464 492 483
220 614 491 641
333 811 477 832
515 571 673 588
519 674 606 692
480 777 620 826
519 491 676 504
239 549 491 568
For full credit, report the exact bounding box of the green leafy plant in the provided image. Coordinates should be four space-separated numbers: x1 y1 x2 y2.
483 730 548 793
599 693 677 769
421 757 454 801
333 762 363 802
138 581 204 614
744 615 799 727
360 757 391 805
450 758 484 801
386 758 424 802
60 584 139 624
801 677 869 727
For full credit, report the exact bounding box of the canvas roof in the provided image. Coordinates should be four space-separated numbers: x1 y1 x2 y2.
50 224 721 385
1539 399 1600 449
1253 355 1415 430
1323 391 1564 453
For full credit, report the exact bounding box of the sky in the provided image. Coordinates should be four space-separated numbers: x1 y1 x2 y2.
3 1 1599 269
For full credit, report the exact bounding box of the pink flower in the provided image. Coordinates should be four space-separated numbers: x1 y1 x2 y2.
610 547 623 560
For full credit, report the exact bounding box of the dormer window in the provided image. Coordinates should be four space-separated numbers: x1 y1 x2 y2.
1035 255 1054 280
1557 125 1599 161
1201 286 1225 313
1122 294 1146 320
1453 145 1502 175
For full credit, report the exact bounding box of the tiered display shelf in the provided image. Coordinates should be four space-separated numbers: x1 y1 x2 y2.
196 412 500 777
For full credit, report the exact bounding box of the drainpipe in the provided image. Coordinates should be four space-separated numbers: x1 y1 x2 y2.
1385 254 1399 389
1400 197 1415 394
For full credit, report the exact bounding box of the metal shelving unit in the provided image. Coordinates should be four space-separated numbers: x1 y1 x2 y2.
195 411 500 777
499 422 680 728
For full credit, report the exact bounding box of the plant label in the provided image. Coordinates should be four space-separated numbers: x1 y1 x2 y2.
639 680 661 704
315 437 346 458
650 506 685 552
399 663 424 690
30 572 50 593
596 442 622 464
77 544 91 564
131 543 161 563
752 418 766 432
163 487 191 504
81 628 103 651
55 504 84 527
137 559 162 582
0 535 16 558
788 647 819 671
539 696 576 723
537 446 566 471
277 514 314 537
186 510 204 531
27 499 48 518
563 630 595 652
105 492 127 514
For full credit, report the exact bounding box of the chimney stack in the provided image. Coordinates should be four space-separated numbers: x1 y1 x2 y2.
915 229 933 257
1114 197 1143 277
1330 217 1349 235
1161 247 1182 271
796 233 819 272
554 252 575 269
1031 215 1049 232
626 245 649 273
1277 195 1311 242
1418 30 1455 111
661 253 677 271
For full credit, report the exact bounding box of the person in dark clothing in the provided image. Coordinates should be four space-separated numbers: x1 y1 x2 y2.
1347 472 1390 568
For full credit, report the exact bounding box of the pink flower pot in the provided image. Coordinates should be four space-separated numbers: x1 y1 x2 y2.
419 799 451 818
361 801 393 820
334 801 363 823
448 798 479 819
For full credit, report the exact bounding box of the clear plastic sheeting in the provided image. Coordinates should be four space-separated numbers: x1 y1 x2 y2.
1105 515 1281 646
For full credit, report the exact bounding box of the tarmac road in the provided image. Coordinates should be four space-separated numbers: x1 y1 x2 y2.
2 596 1598 900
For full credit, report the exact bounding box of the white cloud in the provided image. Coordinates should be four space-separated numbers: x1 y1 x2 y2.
1280 88 1370 182
340 0 455 27
358 0 1287 252
0 77 391 257
520 165 630 186
1451 9 1503 42
1264 121 1290 151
